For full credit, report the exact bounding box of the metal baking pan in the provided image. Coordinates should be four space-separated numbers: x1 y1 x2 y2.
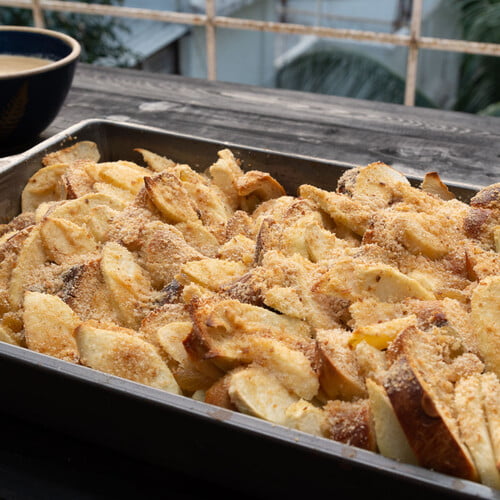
0 119 495 500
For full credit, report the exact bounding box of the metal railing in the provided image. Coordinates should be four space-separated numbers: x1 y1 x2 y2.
1 0 500 106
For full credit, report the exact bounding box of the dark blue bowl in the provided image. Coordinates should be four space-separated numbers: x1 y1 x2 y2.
0 26 80 152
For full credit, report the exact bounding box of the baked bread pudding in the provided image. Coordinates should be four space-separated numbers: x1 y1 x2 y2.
1 141 499 488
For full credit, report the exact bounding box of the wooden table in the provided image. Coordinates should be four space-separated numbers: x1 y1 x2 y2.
4 63 500 186
0 63 499 500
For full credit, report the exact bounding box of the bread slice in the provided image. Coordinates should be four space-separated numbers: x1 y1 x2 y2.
354 341 387 385
156 321 220 392
187 297 314 356
207 148 244 211
299 184 371 236
349 315 417 350
316 328 366 401
324 399 376 451
455 374 500 488
337 162 410 208
185 328 319 401
204 370 239 410
178 258 248 291
383 327 478 481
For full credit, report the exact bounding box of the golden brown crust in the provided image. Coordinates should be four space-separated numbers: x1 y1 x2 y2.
470 183 500 210
205 371 238 410
324 399 376 451
0 212 35 237
384 354 477 481
41 141 100 167
57 259 121 324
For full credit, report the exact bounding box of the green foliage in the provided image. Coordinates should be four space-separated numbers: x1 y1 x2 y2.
276 48 436 108
479 102 500 116
455 0 500 114
0 0 137 66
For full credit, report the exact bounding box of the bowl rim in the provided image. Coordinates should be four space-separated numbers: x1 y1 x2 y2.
0 25 81 80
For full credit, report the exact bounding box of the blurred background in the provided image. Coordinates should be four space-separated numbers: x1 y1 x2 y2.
1 0 499 117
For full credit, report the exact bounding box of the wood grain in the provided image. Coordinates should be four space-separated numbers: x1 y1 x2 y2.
3 63 500 187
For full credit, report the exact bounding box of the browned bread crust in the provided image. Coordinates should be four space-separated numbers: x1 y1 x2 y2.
384 353 477 481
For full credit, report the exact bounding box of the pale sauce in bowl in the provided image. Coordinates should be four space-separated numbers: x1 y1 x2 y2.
0 54 52 76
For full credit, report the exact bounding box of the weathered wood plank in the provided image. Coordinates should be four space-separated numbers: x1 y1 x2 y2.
50 87 496 186
1 64 497 187
66 66 500 143
40 64 499 187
